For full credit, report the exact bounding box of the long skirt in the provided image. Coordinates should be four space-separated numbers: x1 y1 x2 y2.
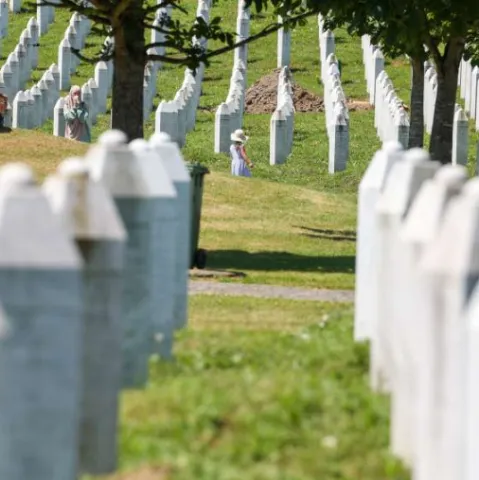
231 158 251 177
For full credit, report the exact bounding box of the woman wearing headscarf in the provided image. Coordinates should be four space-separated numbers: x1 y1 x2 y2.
230 129 254 177
64 85 91 143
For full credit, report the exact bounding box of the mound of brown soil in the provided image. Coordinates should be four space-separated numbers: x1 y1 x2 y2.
244 70 373 114
245 70 324 114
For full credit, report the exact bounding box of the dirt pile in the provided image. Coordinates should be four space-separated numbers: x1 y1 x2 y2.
245 70 324 114
244 70 373 114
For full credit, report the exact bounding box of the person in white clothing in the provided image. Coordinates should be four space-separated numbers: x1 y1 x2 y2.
230 129 254 177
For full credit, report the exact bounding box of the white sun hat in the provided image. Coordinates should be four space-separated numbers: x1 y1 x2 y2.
230 129 249 143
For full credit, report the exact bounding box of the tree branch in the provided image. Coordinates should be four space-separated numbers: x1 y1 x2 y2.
71 47 113 63
204 9 317 61
143 1 187 16
145 53 190 64
142 19 171 35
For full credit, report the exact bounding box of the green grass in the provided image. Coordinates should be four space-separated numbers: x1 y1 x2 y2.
0 129 356 289
85 296 406 480
143 2 383 194
200 172 356 289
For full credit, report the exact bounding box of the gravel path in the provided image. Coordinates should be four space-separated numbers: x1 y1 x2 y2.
189 281 354 303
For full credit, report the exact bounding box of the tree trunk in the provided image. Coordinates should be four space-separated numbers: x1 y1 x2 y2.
408 56 424 149
429 38 464 164
112 4 146 141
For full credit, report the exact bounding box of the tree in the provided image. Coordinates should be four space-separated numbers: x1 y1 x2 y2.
284 0 479 163
417 0 479 164
326 0 479 163
35 0 317 140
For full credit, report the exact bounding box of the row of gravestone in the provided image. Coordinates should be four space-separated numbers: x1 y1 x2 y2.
318 17 350 173
318 17 334 84
270 66 294 165
155 0 211 146
459 58 479 130
0 16 41 104
144 4 172 122
419 62 470 166
214 0 249 154
361 35 385 106
323 53 349 173
277 13 291 68
5 23 160 135
0 0 55 39
0 7 89 96
1 3 166 133
407 60 470 166
364 34 476 167
374 70 410 148
0 11 96 128
215 0 296 164
354 141 479 480
423 62 437 134
0 129 192 479
7 0 59 24
213 59 246 154
362 35 412 148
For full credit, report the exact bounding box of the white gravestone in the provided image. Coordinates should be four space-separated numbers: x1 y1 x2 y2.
0 163 83 480
372 149 439 393
354 141 404 341
150 132 191 330
87 130 156 388
419 178 479 480
392 165 467 466
43 158 126 475
129 139 178 359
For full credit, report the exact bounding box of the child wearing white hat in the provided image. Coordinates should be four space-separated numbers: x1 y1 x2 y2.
230 129 254 177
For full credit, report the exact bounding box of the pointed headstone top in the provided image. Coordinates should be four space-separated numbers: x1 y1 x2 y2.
0 163 82 268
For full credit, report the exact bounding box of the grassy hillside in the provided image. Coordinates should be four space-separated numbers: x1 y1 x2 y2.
0 129 356 289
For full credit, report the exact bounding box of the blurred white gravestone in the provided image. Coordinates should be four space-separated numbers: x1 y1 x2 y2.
43 158 127 475
392 165 467 467
150 132 191 330
372 149 439 393
354 141 404 342
419 178 479 480
129 139 178 359
87 130 156 388
465 281 479 480
0 163 83 480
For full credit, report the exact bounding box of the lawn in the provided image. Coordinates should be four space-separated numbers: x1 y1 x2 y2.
0 128 356 289
200 172 356 289
83 296 407 480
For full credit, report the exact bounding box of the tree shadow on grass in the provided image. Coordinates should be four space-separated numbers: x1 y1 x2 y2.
295 226 357 242
207 250 355 274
